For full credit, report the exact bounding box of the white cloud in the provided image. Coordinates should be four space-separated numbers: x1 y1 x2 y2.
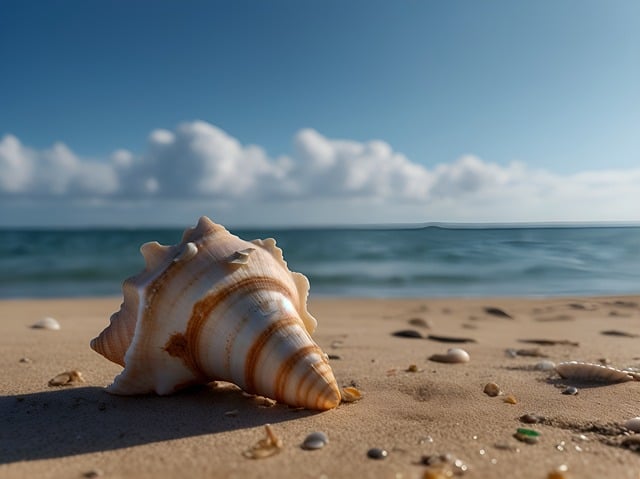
0 134 119 196
1 121 639 225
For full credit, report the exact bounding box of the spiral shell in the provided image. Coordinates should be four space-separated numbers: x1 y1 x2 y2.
90 216 340 410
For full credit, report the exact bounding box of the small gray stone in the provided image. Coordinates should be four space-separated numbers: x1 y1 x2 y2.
367 447 388 459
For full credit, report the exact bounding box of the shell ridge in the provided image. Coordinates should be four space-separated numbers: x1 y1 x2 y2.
185 276 297 377
274 344 324 402
243 315 303 394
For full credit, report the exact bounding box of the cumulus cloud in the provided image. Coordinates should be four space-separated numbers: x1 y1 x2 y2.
1 121 639 224
0 134 118 196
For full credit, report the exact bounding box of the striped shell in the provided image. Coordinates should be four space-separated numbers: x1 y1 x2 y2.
555 361 635 383
90 216 340 410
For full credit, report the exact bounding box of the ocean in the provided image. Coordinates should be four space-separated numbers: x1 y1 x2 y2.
1 225 639 299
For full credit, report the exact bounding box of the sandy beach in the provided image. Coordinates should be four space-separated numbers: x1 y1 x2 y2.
2 295 640 478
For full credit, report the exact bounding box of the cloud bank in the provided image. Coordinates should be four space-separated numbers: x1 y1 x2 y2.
1 120 639 225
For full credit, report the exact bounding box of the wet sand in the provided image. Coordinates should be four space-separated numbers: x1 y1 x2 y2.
2 295 640 478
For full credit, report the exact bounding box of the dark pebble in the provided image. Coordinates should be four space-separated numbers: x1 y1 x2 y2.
391 329 423 339
562 386 579 395
520 413 545 424
367 447 388 459
483 307 513 319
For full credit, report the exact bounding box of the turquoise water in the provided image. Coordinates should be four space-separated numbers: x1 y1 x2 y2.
1 226 639 299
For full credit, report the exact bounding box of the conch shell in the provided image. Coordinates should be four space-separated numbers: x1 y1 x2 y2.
90 216 340 410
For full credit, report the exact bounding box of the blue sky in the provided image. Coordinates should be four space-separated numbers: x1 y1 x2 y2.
1 1 639 226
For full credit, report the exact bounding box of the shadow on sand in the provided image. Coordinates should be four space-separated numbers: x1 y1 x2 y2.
0 384 314 464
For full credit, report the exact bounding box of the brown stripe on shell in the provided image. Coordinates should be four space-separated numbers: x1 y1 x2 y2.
308 363 336 410
243 316 303 394
185 276 296 376
274 344 324 404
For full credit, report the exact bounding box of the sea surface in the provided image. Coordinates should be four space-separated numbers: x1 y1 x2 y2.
1 226 639 299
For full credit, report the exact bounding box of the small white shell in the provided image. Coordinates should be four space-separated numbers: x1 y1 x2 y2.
624 417 640 432
429 348 470 364
555 361 634 383
31 317 61 331
534 360 556 371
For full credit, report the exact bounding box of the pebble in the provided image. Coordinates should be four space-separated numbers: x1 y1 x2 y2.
483 306 513 319
19 357 32 363
367 447 388 459
623 417 640 432
392 329 423 339
429 348 470 364
503 394 517 404
48 370 85 386
483 382 502 397
408 317 431 328
520 413 545 424
30 316 61 330
562 386 578 395
302 431 329 450
534 360 556 371
82 469 103 478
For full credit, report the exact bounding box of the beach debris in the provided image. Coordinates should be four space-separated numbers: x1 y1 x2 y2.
19 357 32 363
520 413 545 424
89 217 340 411
503 394 518 404
408 317 431 328
48 370 85 387
483 306 513 319
535 360 556 371
82 469 104 478
562 386 579 395
30 316 60 331
568 302 598 311
429 348 470 364
392 329 423 339
611 300 639 309
327 354 342 360
301 431 329 450
601 329 639 338
547 464 569 479
367 447 388 459
421 453 469 475
621 435 640 452
252 395 277 408
483 382 502 397
340 386 363 403
506 347 548 358
519 338 579 347
555 361 635 383
623 417 640 432
493 442 520 452
427 334 477 344
513 428 540 444
243 424 283 459
422 470 451 479
406 364 422 373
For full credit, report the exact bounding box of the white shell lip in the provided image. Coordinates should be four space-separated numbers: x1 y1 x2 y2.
90 216 340 410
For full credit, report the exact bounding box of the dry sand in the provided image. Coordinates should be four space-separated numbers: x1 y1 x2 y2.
2 295 640 478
